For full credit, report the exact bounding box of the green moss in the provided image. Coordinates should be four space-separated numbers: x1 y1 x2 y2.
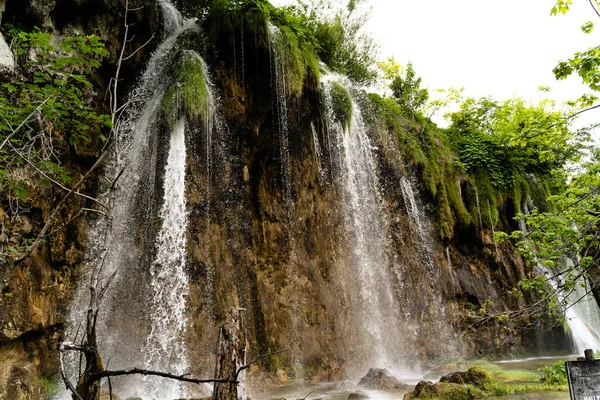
270 24 307 96
202 0 272 47
36 375 59 397
526 173 551 212
161 50 212 127
407 364 567 399
418 382 486 399
446 175 472 227
329 82 353 129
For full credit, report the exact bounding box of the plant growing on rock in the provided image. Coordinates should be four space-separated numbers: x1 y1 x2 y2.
0 26 111 212
329 81 353 129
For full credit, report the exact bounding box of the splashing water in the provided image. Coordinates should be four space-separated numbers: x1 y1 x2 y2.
321 74 401 371
399 175 434 271
142 118 190 399
57 2 215 398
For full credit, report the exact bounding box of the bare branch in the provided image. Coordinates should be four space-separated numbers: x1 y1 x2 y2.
122 34 155 61
8 143 106 208
0 97 52 152
589 0 600 19
235 349 290 379
87 368 238 385
11 145 112 267
59 343 84 400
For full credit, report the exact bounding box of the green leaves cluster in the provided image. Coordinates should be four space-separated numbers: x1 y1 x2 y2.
291 0 379 84
447 97 587 189
0 27 110 202
389 62 429 117
507 154 600 272
539 361 567 386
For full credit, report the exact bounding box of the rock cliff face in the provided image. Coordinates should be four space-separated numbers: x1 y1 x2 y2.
0 1 156 398
0 0 571 398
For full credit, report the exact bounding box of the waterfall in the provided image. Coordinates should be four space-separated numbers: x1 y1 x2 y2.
57 1 217 398
310 122 324 178
269 23 292 201
142 118 190 399
474 187 483 231
321 74 401 371
563 257 600 354
399 175 434 271
519 203 600 354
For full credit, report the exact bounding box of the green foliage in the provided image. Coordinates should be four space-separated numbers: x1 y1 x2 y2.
269 23 310 96
329 82 353 129
552 0 600 91
199 0 321 93
286 0 379 84
378 59 429 117
447 97 586 190
36 375 59 396
389 62 429 117
0 27 110 202
509 152 600 274
367 92 469 239
161 50 212 126
201 0 273 50
539 361 567 386
551 0 573 15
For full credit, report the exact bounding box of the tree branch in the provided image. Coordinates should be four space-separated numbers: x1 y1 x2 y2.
589 0 600 19
8 143 106 208
10 144 112 268
235 349 290 379
59 343 84 400
121 34 155 62
0 96 52 152
87 368 238 385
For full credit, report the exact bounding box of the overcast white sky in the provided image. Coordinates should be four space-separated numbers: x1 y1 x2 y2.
365 0 599 105
272 0 600 130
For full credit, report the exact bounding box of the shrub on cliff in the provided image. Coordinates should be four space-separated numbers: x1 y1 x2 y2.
0 26 110 208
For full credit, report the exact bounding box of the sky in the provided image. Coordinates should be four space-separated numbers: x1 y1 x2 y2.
271 0 600 131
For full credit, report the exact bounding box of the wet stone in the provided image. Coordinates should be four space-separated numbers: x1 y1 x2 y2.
358 368 411 390
348 391 370 399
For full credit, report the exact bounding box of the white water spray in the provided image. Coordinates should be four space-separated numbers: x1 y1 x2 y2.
142 118 190 399
321 74 400 371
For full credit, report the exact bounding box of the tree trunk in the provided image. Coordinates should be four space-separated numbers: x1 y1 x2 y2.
213 308 247 400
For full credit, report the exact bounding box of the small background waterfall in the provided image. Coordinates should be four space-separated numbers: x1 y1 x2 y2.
520 202 600 355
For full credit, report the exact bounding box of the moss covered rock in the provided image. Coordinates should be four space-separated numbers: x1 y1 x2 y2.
329 81 353 129
161 50 213 126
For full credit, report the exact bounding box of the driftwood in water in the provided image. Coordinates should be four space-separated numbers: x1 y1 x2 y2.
213 308 248 400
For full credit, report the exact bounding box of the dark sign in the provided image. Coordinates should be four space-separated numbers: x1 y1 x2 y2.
566 360 600 400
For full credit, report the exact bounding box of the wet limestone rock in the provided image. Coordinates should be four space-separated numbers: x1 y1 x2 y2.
358 368 411 390
348 392 370 399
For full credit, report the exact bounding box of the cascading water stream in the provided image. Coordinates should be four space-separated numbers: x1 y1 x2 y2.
58 2 218 398
399 175 434 271
268 23 304 370
321 74 401 371
142 118 190 399
519 203 600 354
